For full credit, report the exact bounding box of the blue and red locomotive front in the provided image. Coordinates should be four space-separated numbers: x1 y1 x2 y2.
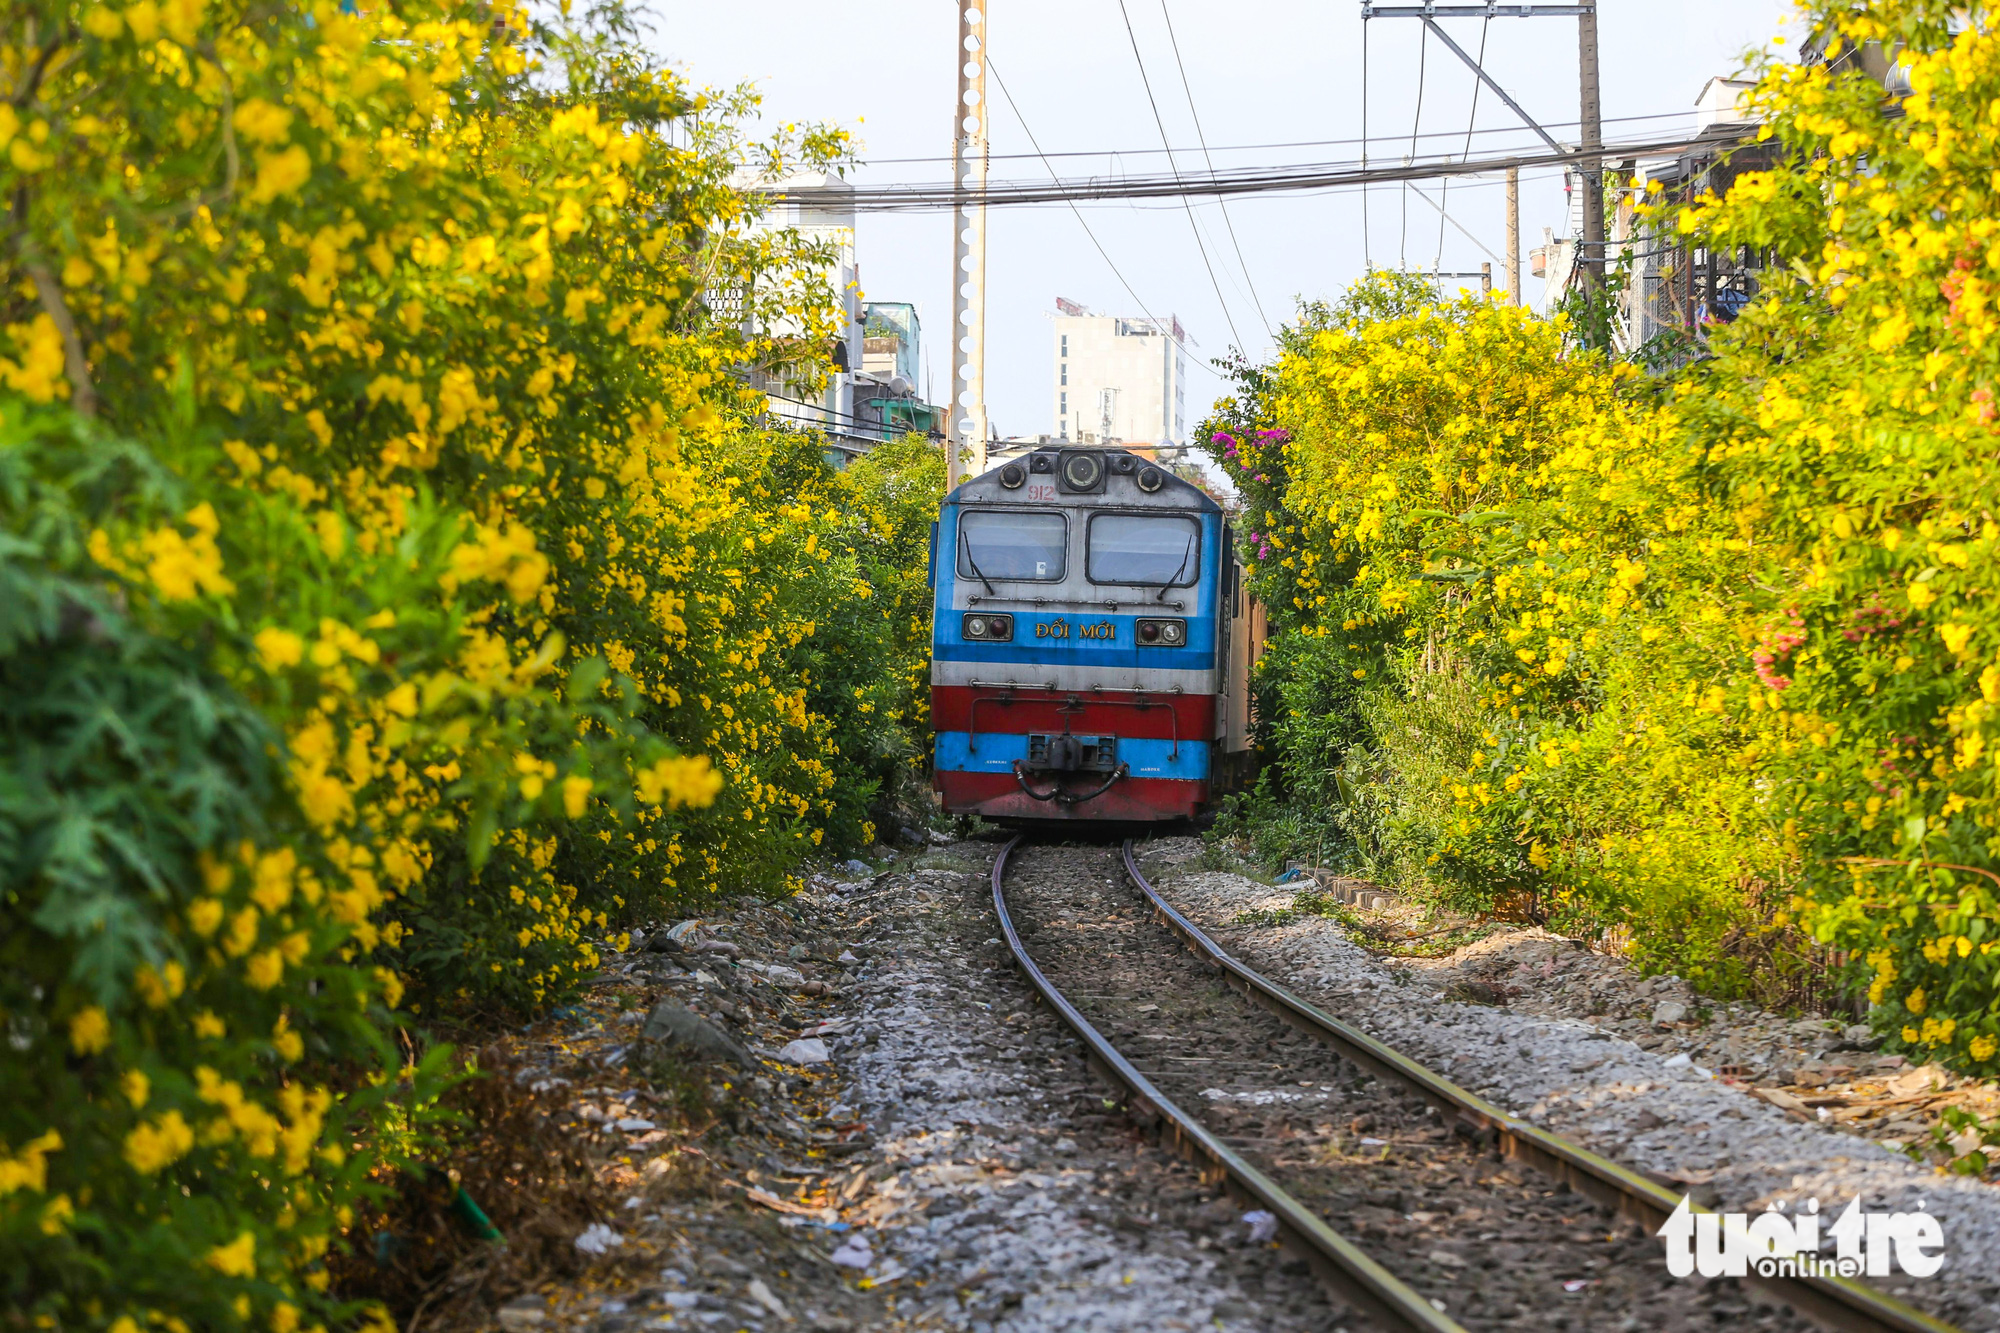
929 446 1258 823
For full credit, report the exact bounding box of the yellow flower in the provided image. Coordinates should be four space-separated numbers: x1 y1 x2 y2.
192 1010 226 1040
134 960 185 1008
635 754 723 808
205 1231 257 1278
39 1193 73 1235
188 898 224 937
123 1111 193 1174
0 1129 62 1196
248 145 312 204
1971 1034 1998 1062
245 948 285 990
562 774 593 819
122 1069 151 1108
68 1006 111 1056
1906 987 1927 1015
232 98 294 147
255 627 305 670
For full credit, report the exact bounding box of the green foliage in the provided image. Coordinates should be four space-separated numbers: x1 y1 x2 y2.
0 409 431 1333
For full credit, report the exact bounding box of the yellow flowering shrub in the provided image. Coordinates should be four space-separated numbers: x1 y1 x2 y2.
1 0 934 1324
1209 2 2000 1077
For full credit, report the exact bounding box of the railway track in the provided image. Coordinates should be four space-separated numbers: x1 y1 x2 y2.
991 837 1963 1333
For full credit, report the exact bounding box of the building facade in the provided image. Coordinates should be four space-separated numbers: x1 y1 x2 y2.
1048 298 1188 448
727 175 944 463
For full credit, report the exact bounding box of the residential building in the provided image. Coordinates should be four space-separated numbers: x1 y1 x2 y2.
725 176 944 463
1048 298 1188 447
854 303 945 443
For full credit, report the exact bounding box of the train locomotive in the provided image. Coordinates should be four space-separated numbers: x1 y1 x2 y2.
929 446 1261 823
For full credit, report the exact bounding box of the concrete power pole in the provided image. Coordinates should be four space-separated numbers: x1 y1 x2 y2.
948 2 991 487
1505 167 1521 306
1577 6 1604 290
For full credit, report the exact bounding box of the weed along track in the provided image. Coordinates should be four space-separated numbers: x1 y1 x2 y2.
992 838 1961 1333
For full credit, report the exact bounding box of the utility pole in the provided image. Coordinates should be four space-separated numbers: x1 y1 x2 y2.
948 2 990 487
1577 5 1604 289
1505 166 1520 305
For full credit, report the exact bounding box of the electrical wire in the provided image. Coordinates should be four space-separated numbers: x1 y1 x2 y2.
820 131 1735 211
1115 0 1247 354
1157 0 1272 340
1403 22 1428 269
987 56 1205 372
854 107 1701 168
1437 16 1491 273
1407 184 1504 265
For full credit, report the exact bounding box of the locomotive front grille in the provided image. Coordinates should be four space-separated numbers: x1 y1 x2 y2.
1026 733 1118 773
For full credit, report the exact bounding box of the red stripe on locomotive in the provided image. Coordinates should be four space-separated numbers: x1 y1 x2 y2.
929 685 1217 742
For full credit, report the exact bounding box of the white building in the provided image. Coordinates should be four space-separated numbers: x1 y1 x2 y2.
1049 298 1187 448
731 170 866 448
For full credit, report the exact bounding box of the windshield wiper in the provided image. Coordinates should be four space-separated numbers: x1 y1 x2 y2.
1156 533 1195 602
962 543 998 596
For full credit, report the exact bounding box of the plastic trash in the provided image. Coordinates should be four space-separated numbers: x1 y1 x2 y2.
838 950 859 964
747 1279 792 1321
1661 1052 1692 1069
777 1037 830 1065
614 1117 655 1132
665 920 702 943
843 859 871 875
1242 1210 1279 1243
1275 868 1302 884
574 1222 624 1255
829 1235 874 1269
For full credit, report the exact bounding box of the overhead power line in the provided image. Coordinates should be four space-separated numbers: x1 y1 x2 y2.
806 130 1742 213
1402 20 1427 268
1115 0 1247 354
1157 0 1272 340
1437 15 1492 272
856 107 1699 167
986 57 1204 371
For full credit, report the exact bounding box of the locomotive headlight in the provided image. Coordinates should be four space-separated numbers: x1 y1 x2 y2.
1161 621 1183 644
1136 618 1185 647
962 612 1012 642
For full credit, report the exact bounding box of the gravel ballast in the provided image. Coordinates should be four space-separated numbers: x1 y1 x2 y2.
1134 841 2000 1332
830 839 1341 1331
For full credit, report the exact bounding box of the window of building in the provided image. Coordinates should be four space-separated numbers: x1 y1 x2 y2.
1060 334 1068 356
1087 514 1200 587
1059 392 1067 413
1060 364 1067 385
959 510 1067 582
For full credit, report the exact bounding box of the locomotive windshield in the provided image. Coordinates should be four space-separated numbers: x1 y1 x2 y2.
1087 514 1201 586
958 510 1068 581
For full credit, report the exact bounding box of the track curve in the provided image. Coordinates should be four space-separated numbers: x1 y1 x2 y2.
990 835 1963 1333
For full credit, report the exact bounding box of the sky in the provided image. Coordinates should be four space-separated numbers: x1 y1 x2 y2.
651 0 1798 442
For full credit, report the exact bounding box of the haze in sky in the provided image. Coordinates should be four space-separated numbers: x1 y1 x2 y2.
652 1 1798 442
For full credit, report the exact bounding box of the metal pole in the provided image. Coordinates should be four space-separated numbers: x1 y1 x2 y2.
1505 166 1520 305
1577 5 1604 289
1481 261 1492 296
948 1 990 486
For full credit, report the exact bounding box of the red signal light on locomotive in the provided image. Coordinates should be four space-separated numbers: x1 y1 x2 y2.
963 612 1013 641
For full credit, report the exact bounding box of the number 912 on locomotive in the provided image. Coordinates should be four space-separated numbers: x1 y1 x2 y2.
928 446 1262 823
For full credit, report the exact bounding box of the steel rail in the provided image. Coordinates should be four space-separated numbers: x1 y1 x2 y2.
990 835 1463 1332
1115 840 1963 1333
